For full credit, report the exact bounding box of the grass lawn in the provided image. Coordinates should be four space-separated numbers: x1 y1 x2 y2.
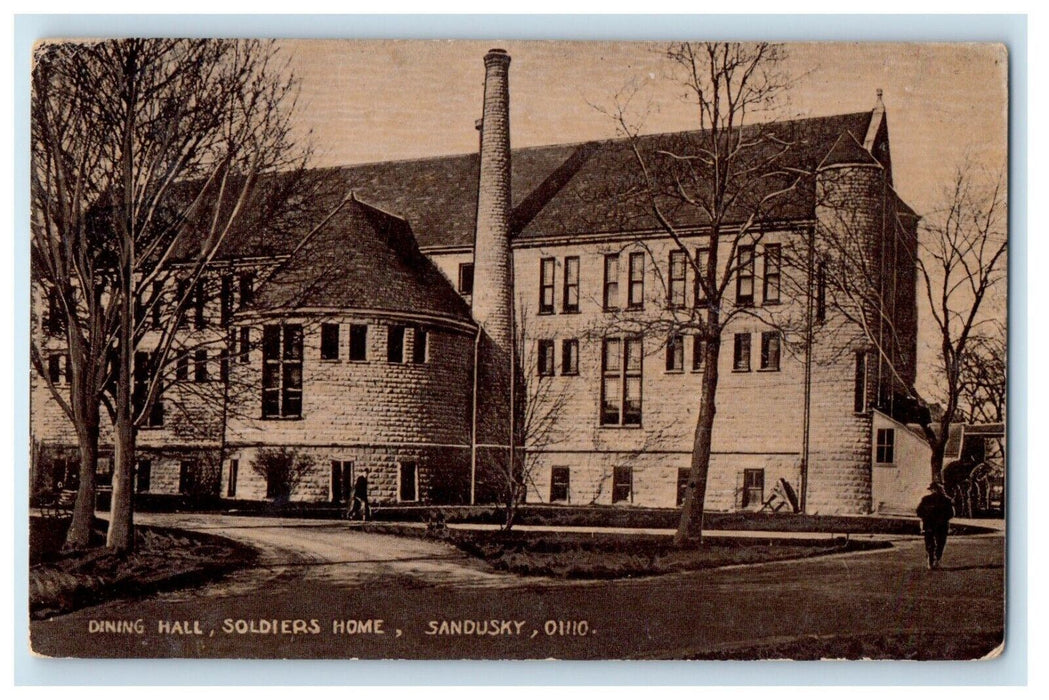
29 516 256 619
372 525 890 579
367 504 991 536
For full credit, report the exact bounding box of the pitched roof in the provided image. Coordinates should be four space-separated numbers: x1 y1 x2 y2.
818 131 883 169
315 110 875 246
249 195 474 325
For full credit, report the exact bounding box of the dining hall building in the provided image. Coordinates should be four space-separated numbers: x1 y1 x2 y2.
30 48 920 514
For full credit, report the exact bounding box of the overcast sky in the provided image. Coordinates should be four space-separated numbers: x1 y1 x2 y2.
282 40 1008 401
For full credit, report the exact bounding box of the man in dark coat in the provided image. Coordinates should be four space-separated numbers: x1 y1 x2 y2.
917 482 955 569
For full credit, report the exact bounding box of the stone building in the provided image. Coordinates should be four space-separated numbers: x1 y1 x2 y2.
30 48 920 514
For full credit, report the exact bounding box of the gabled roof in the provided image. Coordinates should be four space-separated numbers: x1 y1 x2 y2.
818 131 883 170
314 110 876 247
248 195 474 325
179 109 883 260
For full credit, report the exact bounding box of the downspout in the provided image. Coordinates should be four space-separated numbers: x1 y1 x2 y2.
800 224 815 513
470 326 481 505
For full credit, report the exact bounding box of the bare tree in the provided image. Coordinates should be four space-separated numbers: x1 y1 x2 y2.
488 305 571 532
599 43 804 545
31 39 309 552
813 162 1007 480
31 43 125 548
956 323 1006 425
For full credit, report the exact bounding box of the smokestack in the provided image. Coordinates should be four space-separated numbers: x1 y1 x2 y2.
472 48 514 350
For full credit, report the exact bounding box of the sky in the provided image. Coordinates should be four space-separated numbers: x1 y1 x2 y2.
281 40 1009 402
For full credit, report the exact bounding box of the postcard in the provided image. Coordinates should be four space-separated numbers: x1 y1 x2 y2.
28 39 1007 660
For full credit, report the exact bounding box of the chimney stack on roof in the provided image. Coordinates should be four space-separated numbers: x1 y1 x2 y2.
471 48 515 350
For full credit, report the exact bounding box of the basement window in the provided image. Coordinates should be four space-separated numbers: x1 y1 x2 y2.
612 466 633 504
399 462 418 502
550 467 570 503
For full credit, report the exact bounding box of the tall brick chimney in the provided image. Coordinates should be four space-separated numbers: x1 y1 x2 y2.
470 49 517 504
472 48 514 349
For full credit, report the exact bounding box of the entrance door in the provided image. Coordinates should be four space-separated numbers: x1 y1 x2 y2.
331 461 354 504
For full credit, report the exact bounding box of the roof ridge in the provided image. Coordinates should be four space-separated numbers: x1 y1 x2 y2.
310 110 876 172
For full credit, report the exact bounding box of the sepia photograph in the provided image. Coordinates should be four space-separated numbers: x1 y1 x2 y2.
26 37 1008 661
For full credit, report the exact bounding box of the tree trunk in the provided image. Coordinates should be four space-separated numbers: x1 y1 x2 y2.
674 335 722 547
929 436 946 483
107 407 136 552
64 405 100 549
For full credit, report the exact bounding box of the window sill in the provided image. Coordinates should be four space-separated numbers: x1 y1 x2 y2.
349 358 369 364
665 369 685 374
874 463 897 468
561 308 581 315
537 310 555 316
319 357 341 363
732 368 752 373
561 371 579 377
603 307 620 313
690 367 705 373
624 305 645 312
260 416 303 421
599 423 643 430
762 300 781 306
757 367 781 372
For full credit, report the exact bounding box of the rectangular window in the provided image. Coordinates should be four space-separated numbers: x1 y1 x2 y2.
538 339 555 377
148 399 164 428
193 280 207 330
601 337 643 425
666 335 684 372
136 459 151 493
760 331 781 371
668 250 687 308
46 288 66 335
350 324 368 361
227 459 238 498
561 339 579 376
133 351 151 416
96 457 113 488
563 256 580 313
854 350 868 414
399 462 418 502
412 327 428 364
150 281 164 329
176 279 190 328
47 354 69 385
220 275 234 326
677 468 691 507
692 336 706 372
733 333 751 372
539 257 556 314
628 252 645 309
239 272 255 308
179 460 198 496
321 323 340 360
262 324 303 418
876 428 896 464
220 346 230 383
603 254 620 311
624 337 643 425
736 246 755 306
816 261 827 323
176 353 189 381
742 468 765 508
238 328 251 364
458 263 474 295
763 244 781 304
387 325 405 363
194 349 209 382
694 247 710 306
550 467 570 503
612 466 633 504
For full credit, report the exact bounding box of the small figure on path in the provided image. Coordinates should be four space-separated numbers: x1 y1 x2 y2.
348 475 370 521
916 481 955 569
